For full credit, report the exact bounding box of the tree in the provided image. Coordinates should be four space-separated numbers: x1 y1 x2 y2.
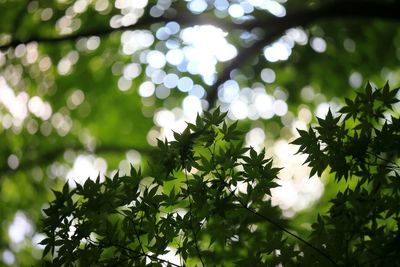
42 84 400 266
0 0 399 266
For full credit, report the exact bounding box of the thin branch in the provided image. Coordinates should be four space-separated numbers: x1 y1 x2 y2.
205 28 283 108
115 209 147 258
367 151 399 167
140 251 183 267
183 164 205 267
0 144 155 177
224 184 340 267
112 242 182 267
207 142 339 266
132 221 148 261
0 15 159 50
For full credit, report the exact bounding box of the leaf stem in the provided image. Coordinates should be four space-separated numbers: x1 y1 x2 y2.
224 184 340 267
183 162 206 267
112 243 183 267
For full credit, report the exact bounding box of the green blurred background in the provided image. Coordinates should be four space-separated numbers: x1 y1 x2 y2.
0 0 399 265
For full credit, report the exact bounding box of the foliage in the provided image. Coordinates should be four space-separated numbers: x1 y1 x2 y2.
292 83 400 266
1 1 400 266
42 108 285 266
43 84 400 266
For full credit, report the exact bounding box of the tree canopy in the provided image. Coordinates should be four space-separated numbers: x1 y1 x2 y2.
43 85 400 266
0 0 399 266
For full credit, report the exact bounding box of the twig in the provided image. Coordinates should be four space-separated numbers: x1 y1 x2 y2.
183 164 206 267
206 142 339 266
224 184 340 267
132 221 147 259
366 151 399 167
112 242 183 267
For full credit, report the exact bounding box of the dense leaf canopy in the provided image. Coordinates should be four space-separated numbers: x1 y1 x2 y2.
43 86 400 266
0 0 399 266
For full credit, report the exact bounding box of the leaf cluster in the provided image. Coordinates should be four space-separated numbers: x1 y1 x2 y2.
42 109 289 266
292 83 400 266
42 83 400 266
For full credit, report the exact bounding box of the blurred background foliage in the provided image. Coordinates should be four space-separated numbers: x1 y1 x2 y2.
0 0 399 265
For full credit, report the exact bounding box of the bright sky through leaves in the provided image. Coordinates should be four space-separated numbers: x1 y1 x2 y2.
0 0 399 265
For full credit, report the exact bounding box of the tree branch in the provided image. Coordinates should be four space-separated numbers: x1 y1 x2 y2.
10 0 34 37
0 144 155 177
207 140 338 266
0 12 237 51
1 1 399 108
111 242 182 267
205 0 400 107
183 165 205 266
224 184 340 267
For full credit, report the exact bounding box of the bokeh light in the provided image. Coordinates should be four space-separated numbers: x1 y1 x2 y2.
1 0 396 264
66 155 108 186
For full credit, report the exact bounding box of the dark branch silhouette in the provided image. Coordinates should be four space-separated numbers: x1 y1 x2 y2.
0 144 155 177
205 0 400 107
2 0 398 52
1 1 399 109
0 12 237 50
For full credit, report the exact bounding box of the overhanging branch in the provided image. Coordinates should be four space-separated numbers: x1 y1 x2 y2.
0 12 237 50
205 0 400 107
1 1 399 107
